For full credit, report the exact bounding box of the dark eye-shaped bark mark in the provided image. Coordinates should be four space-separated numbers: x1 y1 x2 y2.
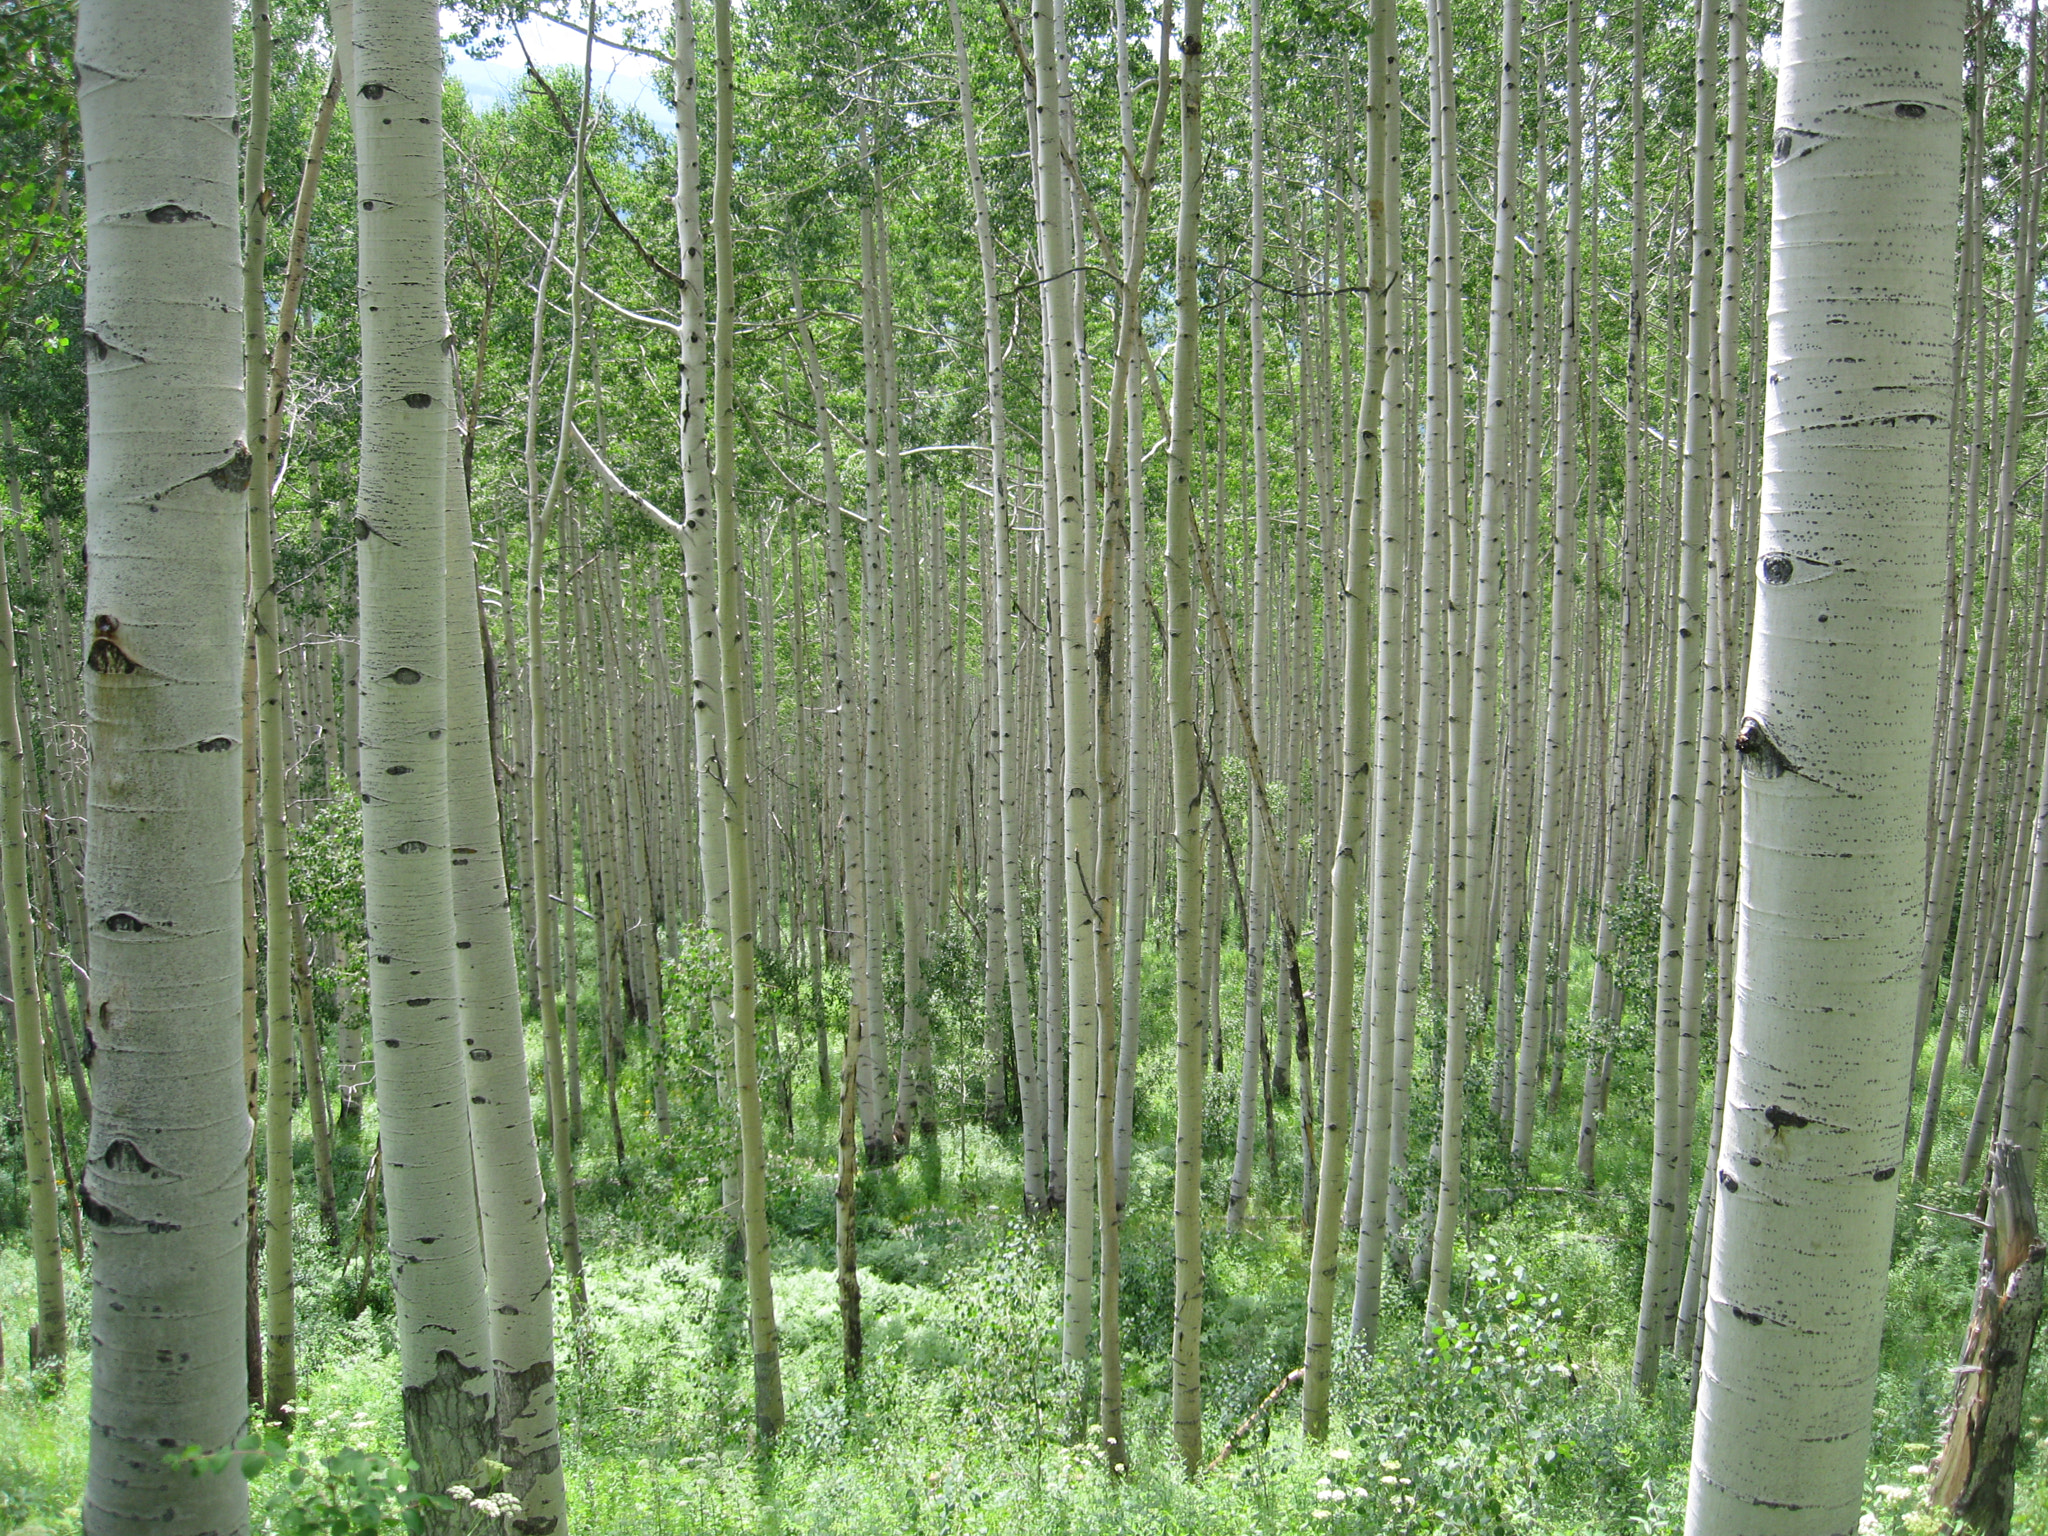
87 614 137 676
1773 127 1823 165
196 736 235 753
81 1188 178 1233
207 444 253 493
103 912 149 933
1736 716 1790 780
100 1138 156 1174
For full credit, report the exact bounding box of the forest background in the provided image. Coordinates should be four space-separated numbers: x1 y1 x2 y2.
3 0 2047 1531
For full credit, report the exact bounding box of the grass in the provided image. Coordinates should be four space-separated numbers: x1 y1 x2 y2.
2 931 2044 1534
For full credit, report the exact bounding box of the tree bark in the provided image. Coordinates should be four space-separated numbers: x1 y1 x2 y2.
1685 3 1962 1525
78 0 252 1526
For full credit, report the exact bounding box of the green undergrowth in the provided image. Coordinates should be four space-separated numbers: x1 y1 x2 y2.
3 936 2046 1533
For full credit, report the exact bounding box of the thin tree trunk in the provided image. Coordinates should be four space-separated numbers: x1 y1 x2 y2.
1632 0 1719 1397
1166 0 1208 1472
0 424 63 1371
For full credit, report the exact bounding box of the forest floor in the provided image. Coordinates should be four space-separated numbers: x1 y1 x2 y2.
4 944 2047 1534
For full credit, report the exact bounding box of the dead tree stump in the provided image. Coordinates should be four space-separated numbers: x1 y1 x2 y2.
1929 1138 2047 1535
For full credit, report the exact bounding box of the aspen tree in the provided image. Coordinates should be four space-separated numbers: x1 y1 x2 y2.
1353 19 1409 1348
712 0 785 1440
1423 0 1476 1322
1912 20 2001 1156
522 145 584 1321
239 0 300 1423
0 427 62 1372
78 0 251 1526
673 0 748 1207
1633 0 1720 1396
1509 0 1582 1170
1111 0 1174 1218
1923 21 2042 1161
343 0 494 1500
1672 0 1753 1366
1463 0 1522 1158
1306 0 1393 1417
1166 0 1208 1473
1686 2 1963 1526
443 427 567 1528
789 274 871 1375
1582 0 1648 1190
855 199 896 1166
258 64 344 1242
1027 0 1103 1358
1228 0 1272 1241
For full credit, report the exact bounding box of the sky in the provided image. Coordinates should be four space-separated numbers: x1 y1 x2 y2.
441 4 674 127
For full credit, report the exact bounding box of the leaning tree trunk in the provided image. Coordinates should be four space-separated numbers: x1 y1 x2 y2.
1684 3 1963 1528
444 431 567 1528
77 0 251 1528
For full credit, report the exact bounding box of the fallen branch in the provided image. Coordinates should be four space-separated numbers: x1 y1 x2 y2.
1204 1366 1306 1475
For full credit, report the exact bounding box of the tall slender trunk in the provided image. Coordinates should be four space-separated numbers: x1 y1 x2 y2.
1423 0 1476 1324
344 0 494 1504
1632 0 1719 1397
1305 0 1394 1418
1166 0 1208 1472
1510 1 1583 1167
241 0 299 1424
0 425 63 1372
444 428 567 1530
789 275 867 1376
522 123 585 1326
1352 19 1408 1348
712 0 785 1441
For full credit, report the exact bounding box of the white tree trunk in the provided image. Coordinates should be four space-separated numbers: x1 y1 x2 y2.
343 0 493 1505
1686 2 1962 1526
78 0 252 1527
712 0 786 1440
0 428 64 1372
1166 0 1208 1472
445 431 567 1529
